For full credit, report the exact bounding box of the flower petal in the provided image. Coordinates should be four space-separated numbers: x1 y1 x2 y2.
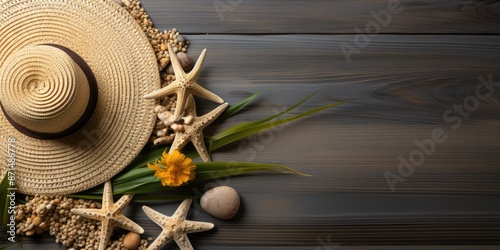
149 149 197 187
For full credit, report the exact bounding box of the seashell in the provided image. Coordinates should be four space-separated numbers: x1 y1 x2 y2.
170 123 183 132
156 128 168 137
157 111 175 126
153 136 173 145
154 105 168 113
159 57 170 71
200 186 240 220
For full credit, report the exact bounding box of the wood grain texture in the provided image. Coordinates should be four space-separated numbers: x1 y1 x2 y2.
8 0 500 249
142 0 500 34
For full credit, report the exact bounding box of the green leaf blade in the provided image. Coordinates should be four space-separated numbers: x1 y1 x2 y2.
218 90 262 121
209 91 319 142
0 173 10 226
210 101 344 151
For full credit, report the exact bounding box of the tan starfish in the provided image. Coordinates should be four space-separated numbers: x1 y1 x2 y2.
144 43 224 121
169 95 228 162
71 181 144 250
143 199 214 250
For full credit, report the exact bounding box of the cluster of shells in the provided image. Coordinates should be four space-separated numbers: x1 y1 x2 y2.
15 195 149 250
119 0 194 145
149 50 194 145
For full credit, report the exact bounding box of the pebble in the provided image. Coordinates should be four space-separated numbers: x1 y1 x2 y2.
200 186 240 220
123 232 141 249
176 34 186 44
114 0 125 6
33 216 42 226
166 52 193 74
15 209 24 221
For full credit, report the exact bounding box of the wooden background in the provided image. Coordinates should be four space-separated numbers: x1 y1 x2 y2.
17 0 500 249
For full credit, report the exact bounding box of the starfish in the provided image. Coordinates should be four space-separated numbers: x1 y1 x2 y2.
71 181 144 250
169 95 228 162
144 43 224 121
142 199 214 250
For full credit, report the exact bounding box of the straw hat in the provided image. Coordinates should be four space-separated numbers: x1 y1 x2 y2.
0 0 160 195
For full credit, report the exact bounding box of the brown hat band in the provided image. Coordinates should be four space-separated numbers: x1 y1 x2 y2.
0 44 98 140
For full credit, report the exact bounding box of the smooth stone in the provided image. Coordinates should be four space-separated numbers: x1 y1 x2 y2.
32 216 42 226
115 0 126 7
123 232 141 250
176 35 186 44
166 52 193 74
201 186 240 220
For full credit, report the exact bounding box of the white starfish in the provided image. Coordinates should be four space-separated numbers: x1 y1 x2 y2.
71 181 144 250
143 199 214 250
169 95 228 162
144 43 224 120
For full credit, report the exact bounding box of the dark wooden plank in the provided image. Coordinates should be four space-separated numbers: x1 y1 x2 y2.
185 34 500 123
13 34 500 248
142 0 500 34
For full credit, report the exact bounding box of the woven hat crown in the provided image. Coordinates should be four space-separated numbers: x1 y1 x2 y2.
0 44 96 139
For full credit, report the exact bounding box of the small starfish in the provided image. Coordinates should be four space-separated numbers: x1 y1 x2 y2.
144 43 224 120
71 181 144 250
143 199 214 250
170 95 228 162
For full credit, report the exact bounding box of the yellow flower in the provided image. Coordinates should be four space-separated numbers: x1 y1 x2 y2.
148 149 196 187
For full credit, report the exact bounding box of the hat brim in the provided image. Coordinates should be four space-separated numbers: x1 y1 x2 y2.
0 0 160 195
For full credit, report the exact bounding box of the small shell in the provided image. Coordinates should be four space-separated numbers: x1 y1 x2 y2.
157 111 175 126
159 57 170 71
154 105 168 113
156 128 168 137
170 123 183 132
153 136 172 145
